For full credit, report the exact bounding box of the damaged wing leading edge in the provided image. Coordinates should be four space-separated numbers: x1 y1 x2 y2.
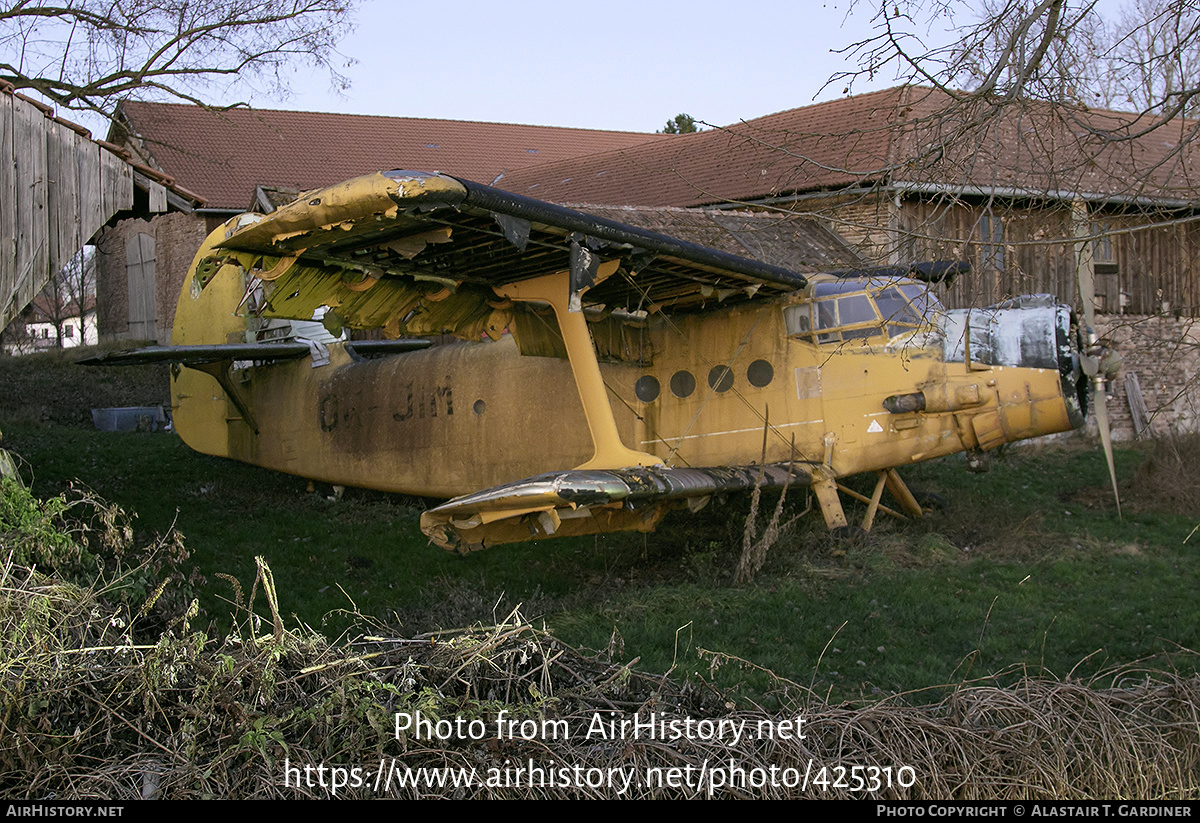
210 170 810 343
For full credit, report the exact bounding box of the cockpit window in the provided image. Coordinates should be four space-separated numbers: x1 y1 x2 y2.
784 278 942 344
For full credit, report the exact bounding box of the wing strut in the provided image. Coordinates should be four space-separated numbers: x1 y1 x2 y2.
496 264 661 471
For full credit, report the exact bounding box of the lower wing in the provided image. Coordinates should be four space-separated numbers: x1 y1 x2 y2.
420 463 810 553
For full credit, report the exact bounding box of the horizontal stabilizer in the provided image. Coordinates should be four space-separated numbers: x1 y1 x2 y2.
421 463 810 553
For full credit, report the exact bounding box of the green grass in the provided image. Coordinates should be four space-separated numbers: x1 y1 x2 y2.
2 417 1197 705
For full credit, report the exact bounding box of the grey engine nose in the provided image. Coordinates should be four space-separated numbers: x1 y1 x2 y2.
942 295 1088 428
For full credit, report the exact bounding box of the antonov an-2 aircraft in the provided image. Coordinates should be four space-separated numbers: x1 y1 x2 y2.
85 170 1119 552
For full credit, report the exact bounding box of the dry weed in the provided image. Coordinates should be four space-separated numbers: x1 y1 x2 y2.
1 561 1198 799
1124 433 1200 517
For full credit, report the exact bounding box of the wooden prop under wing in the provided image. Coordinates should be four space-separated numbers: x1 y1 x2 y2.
420 463 809 553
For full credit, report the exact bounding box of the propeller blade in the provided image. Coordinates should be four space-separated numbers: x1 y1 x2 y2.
1073 200 1121 517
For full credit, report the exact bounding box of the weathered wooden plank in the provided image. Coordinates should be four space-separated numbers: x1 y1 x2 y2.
125 231 157 340
99 147 132 224
1125 372 1150 439
45 119 62 278
13 98 48 322
64 127 86 255
76 140 102 243
46 119 81 278
148 180 167 213
0 94 15 327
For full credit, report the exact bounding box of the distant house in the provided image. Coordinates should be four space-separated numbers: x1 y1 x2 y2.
96 102 671 342
6 295 97 354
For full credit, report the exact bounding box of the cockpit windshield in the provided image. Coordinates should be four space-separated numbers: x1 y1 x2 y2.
784 279 942 344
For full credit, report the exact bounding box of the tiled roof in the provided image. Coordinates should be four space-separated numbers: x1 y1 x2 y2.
570 204 863 272
889 88 1200 205
112 102 670 210
498 87 912 207
499 86 1200 208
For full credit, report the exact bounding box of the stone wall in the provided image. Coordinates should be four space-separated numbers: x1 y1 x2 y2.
822 196 895 264
1097 314 1200 439
96 212 212 343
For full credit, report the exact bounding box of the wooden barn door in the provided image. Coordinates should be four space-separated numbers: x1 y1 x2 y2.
125 232 157 341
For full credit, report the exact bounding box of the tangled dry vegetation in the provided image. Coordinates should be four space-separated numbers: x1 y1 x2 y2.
1124 432 1200 518
2 481 1199 799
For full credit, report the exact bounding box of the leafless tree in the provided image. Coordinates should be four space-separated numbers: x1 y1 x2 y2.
0 247 94 353
0 0 359 118
38 246 94 348
825 0 1200 269
1099 0 1200 117
838 0 1200 118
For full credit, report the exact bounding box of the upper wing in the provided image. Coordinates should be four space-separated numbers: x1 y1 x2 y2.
208 170 810 341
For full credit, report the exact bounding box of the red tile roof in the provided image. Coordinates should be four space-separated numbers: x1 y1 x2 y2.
498 87 912 206
28 294 96 321
498 86 1200 208
889 88 1200 205
113 102 670 210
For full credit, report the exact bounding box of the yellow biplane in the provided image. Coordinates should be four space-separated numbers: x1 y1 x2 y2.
85 170 1119 552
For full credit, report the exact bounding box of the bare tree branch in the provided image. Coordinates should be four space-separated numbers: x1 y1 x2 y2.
0 0 359 119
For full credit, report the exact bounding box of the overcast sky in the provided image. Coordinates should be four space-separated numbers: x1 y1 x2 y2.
255 0 901 133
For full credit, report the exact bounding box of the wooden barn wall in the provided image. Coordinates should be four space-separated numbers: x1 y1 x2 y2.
0 92 132 331
816 193 897 264
895 200 1200 316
